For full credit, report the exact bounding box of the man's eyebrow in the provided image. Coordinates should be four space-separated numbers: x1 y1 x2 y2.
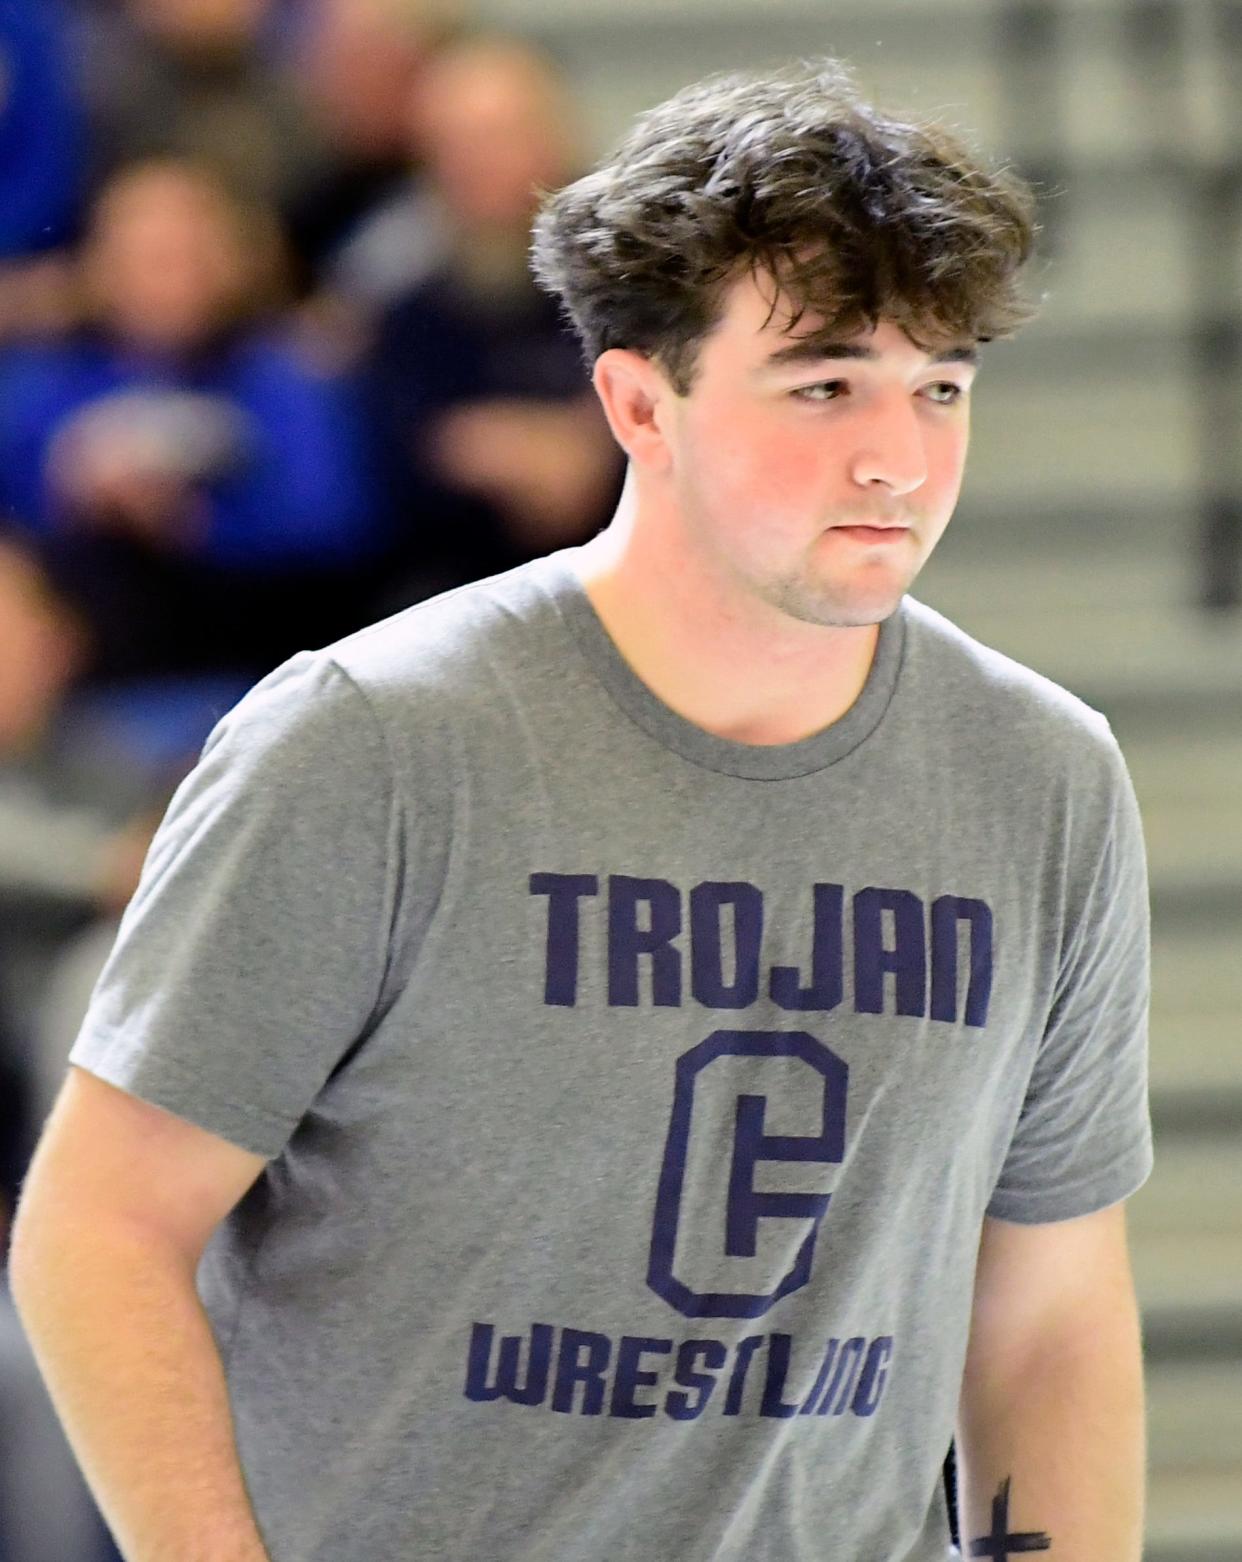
762 340 979 368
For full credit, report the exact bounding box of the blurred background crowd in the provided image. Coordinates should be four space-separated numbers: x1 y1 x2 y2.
0 3 622 1554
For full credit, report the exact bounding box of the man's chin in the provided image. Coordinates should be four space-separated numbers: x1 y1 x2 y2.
769 571 912 629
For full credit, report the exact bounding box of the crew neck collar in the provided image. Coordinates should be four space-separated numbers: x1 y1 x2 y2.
535 551 907 781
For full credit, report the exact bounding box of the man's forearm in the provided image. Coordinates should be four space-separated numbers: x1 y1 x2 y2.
955 1296 1146 1559
10 1214 270 1562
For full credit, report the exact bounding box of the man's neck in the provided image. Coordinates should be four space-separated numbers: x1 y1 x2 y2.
569 486 882 748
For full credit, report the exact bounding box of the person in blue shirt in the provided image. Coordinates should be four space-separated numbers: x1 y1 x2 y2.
0 0 88 346
0 158 381 681
0 0 85 261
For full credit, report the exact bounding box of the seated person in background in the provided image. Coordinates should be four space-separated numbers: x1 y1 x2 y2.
75 0 329 258
364 34 622 603
285 0 467 293
0 159 382 682
0 0 87 345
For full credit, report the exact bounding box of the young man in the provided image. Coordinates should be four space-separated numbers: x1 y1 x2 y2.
11 61 1151 1562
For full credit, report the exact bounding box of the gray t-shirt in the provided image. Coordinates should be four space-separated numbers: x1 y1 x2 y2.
71 553 1153 1562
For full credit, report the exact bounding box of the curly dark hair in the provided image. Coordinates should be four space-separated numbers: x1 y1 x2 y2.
530 60 1038 392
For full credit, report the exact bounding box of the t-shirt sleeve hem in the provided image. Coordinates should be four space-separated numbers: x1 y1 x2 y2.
985 1140 1154 1226
69 1025 296 1160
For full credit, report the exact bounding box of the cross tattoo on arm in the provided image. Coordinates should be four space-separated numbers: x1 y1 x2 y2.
968 1477 1052 1558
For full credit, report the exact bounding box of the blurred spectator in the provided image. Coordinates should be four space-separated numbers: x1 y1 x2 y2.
287 0 467 285
0 529 239 1184
0 537 158 1084
0 159 381 681
365 35 621 600
77 0 329 247
0 545 134 1559
0 0 87 342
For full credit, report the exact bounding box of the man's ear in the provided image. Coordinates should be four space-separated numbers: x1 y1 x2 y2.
591 348 676 472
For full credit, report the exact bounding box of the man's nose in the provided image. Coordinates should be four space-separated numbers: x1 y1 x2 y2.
848 395 928 495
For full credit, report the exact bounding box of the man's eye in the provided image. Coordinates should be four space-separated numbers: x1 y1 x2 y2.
923 382 965 405
794 380 848 402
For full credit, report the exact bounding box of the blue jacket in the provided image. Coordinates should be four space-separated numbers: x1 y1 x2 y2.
0 329 380 571
0 0 85 256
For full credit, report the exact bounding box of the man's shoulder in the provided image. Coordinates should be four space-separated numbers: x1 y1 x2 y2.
901 594 1122 775
186 564 564 796
321 557 567 712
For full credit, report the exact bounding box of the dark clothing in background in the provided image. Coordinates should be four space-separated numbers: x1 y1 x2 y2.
367 267 617 601
0 0 86 257
0 1031 31 1226
282 153 413 286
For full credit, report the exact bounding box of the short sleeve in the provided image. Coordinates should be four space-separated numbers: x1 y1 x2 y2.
69 654 397 1159
987 731 1154 1223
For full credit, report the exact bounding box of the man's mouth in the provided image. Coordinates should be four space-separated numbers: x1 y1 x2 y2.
830 523 912 540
